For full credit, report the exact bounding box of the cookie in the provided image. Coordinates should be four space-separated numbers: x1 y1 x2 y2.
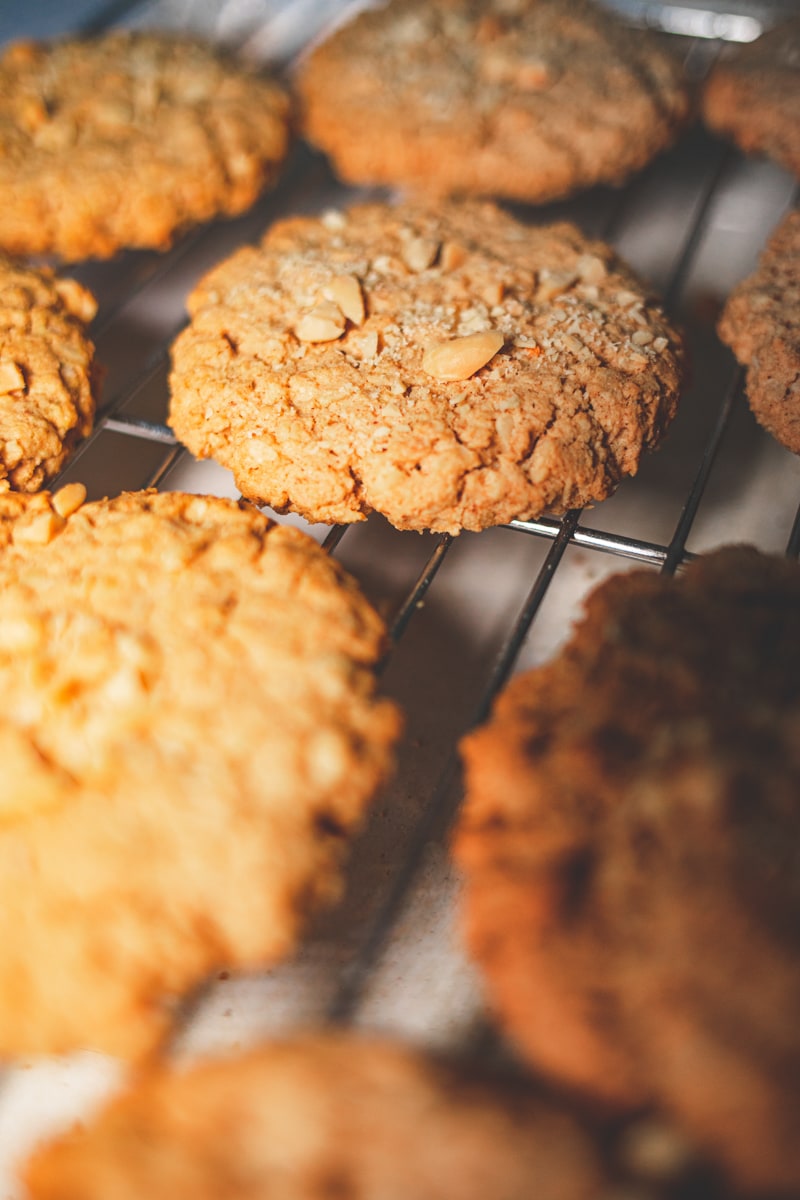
0 489 400 1058
0 32 291 260
24 1033 607 1200
0 257 97 491
454 547 800 1194
702 17 800 178
297 0 690 204
169 201 685 534
717 208 800 454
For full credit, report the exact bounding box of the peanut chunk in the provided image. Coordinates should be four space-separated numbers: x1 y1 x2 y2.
53 481 87 518
577 254 607 285
13 510 65 546
294 301 346 343
0 361 25 394
422 330 504 381
440 241 467 271
535 270 576 303
482 280 505 306
54 278 98 323
323 274 364 326
401 235 439 273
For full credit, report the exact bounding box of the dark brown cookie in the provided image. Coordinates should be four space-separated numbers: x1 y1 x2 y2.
297 0 691 203
455 547 800 1195
702 17 800 177
24 1035 606 1200
718 209 800 454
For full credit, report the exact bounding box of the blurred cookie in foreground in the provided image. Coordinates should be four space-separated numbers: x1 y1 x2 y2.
0 257 97 492
169 201 685 534
24 1034 610 1200
297 0 690 204
718 208 800 454
0 32 290 260
455 546 800 1195
0 489 400 1058
702 17 800 178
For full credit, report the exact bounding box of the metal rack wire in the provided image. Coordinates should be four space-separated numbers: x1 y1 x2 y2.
0 0 798 1186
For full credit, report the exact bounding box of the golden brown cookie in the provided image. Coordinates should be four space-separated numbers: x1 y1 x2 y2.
702 17 800 178
454 547 800 1195
296 0 691 203
0 257 97 491
24 1034 606 1200
717 208 800 454
0 32 291 260
0 489 400 1058
169 201 685 534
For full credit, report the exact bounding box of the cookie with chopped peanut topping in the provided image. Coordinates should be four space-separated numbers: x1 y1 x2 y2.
25 1034 609 1200
455 546 800 1194
0 31 290 260
702 17 800 179
0 256 97 492
0 488 400 1058
718 208 800 454
296 0 691 203
169 201 685 534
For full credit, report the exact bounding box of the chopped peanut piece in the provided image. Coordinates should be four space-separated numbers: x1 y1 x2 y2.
401 235 438 273
577 254 607 285
13 510 65 546
482 281 505 306
53 481 87 518
535 271 576 303
294 301 346 343
54 278 98 323
422 330 504 381
440 241 467 271
323 274 365 325
0 361 25 394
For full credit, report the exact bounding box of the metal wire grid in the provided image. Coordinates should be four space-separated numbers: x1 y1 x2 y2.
31 38 795 1049
33 0 797 1024
0 1 798 1175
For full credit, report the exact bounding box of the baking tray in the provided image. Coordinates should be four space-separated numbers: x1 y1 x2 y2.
0 0 798 1191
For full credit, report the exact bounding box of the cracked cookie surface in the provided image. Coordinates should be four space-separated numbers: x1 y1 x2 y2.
169 201 685 534
0 32 290 260
25 1034 606 1200
454 547 800 1195
718 208 800 454
0 257 97 492
297 0 690 203
702 17 800 178
0 489 400 1058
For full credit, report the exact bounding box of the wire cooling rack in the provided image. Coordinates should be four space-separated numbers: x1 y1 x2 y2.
0 0 798 1189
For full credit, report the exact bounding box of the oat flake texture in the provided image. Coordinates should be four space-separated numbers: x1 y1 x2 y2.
297 0 691 203
717 209 800 456
0 489 400 1058
0 257 97 492
702 16 800 179
169 201 685 534
0 31 291 260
